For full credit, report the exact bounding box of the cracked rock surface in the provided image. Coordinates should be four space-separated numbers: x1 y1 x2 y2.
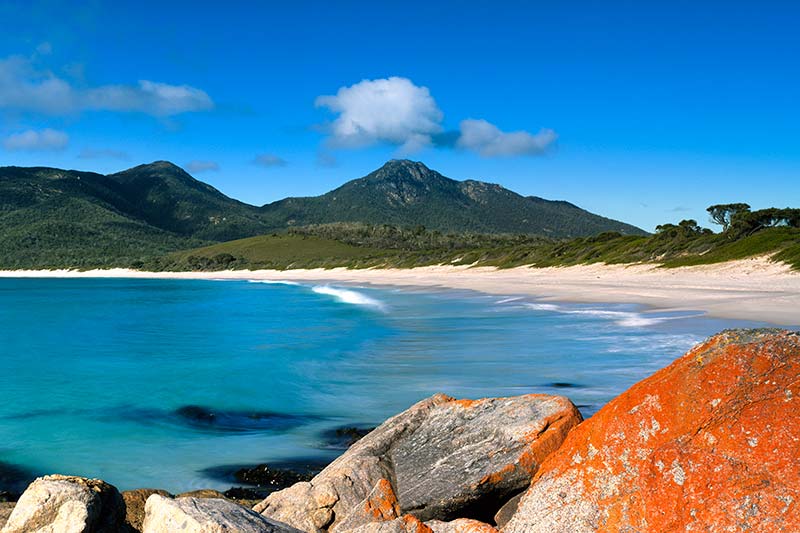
255 393 581 532
142 495 302 533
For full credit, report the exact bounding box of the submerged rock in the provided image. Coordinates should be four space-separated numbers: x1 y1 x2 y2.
1 474 125 533
203 458 329 499
0 461 36 496
255 393 581 532
504 329 800 533
141 494 302 532
224 486 267 501
319 426 376 449
173 405 310 433
235 463 317 488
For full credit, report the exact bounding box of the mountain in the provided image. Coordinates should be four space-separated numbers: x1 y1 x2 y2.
0 165 204 268
107 162 270 241
0 160 645 268
259 160 645 237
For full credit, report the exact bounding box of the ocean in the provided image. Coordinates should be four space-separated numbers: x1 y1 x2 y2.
0 278 766 493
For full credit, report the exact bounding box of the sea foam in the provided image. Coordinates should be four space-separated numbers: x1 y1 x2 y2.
246 279 301 286
311 285 385 310
523 302 701 328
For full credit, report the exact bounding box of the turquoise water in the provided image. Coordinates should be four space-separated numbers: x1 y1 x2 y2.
0 278 766 492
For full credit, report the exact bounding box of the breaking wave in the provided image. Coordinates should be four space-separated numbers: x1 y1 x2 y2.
246 279 301 286
311 286 385 310
524 302 703 327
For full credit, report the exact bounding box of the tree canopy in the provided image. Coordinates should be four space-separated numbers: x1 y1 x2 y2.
706 203 751 231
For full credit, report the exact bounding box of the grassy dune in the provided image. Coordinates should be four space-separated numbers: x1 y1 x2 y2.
151 224 800 272
158 234 387 270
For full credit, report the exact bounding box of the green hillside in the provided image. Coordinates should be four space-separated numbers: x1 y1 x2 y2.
107 162 271 241
155 219 800 272
0 166 207 268
259 160 646 237
162 233 384 270
0 159 648 269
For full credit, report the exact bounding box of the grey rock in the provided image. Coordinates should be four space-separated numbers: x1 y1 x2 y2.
142 494 303 533
1 474 125 533
256 393 581 532
493 492 524 529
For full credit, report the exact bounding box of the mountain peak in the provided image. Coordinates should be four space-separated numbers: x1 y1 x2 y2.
379 159 431 174
136 160 186 173
368 159 440 184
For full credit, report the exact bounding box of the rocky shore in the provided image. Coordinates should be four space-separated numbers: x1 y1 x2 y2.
1 329 797 532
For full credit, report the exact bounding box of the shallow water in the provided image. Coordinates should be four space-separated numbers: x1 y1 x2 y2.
0 278 767 492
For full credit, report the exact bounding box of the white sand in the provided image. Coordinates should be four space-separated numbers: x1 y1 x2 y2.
1 257 798 325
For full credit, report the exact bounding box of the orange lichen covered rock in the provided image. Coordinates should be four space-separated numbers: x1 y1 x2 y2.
503 329 800 533
333 478 401 532
257 393 581 532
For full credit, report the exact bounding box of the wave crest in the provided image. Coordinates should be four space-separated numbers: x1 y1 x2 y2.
312 285 385 310
247 279 301 286
523 302 700 327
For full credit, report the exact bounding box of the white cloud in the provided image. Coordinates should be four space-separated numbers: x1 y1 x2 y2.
315 77 443 152
78 147 129 160
0 55 213 117
253 153 287 167
4 128 69 151
457 119 557 157
185 160 220 173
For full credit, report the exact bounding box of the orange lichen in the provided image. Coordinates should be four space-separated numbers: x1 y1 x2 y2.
452 398 481 408
474 402 582 489
518 330 800 532
364 478 400 520
399 514 435 533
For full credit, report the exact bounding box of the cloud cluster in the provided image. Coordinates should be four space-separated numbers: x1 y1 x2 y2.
0 55 213 117
253 153 287 167
316 77 444 152
4 128 68 151
316 77 556 157
457 119 557 157
185 160 220 173
78 148 129 160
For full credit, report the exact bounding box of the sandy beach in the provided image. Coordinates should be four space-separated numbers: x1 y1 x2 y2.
2 256 798 326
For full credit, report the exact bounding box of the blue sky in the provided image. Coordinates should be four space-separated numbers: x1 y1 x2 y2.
0 1 798 231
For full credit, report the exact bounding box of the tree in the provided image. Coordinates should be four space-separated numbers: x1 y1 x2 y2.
727 208 800 237
654 220 706 241
706 203 751 231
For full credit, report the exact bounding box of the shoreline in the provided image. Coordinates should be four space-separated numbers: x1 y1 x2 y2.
1 256 798 325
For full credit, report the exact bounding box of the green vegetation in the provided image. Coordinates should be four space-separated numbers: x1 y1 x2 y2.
154 233 385 271
155 210 800 272
2 160 797 272
0 159 646 269
0 167 210 268
257 160 646 237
